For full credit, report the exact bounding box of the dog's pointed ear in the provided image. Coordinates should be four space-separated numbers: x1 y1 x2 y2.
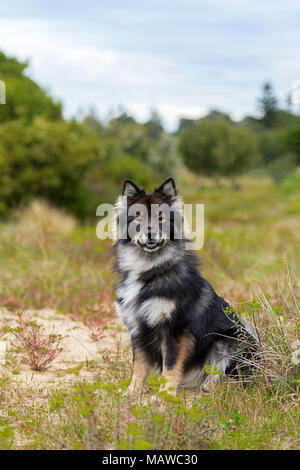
157 178 177 198
122 179 141 198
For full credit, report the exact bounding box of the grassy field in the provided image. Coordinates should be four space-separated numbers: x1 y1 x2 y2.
0 174 299 450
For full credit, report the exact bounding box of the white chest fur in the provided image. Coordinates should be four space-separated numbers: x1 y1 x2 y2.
115 271 142 335
116 271 175 332
139 297 175 327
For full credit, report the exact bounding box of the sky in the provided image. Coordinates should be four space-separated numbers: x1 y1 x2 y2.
0 0 300 129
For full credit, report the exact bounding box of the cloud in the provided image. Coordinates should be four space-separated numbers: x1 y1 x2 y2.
0 17 211 128
0 0 300 130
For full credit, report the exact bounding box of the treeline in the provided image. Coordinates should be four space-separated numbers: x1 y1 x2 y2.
0 50 299 219
178 83 300 187
0 51 181 219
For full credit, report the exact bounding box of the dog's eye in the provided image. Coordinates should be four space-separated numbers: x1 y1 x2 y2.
158 213 165 222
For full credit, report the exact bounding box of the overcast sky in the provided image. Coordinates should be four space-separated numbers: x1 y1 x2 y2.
0 0 299 129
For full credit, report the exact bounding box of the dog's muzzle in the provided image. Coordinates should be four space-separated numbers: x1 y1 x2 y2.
137 239 165 252
137 229 165 252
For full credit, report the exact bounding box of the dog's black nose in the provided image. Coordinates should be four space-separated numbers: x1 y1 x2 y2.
147 228 158 241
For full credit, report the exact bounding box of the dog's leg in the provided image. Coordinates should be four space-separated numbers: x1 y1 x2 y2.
161 335 189 396
201 339 232 392
128 348 151 395
201 370 221 392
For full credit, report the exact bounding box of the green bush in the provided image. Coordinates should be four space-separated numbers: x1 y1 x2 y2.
0 51 62 123
267 154 297 184
87 153 156 203
285 125 300 163
0 118 103 218
179 118 260 186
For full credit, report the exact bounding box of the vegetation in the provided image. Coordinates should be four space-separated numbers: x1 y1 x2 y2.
0 51 180 218
0 49 299 450
4 314 62 372
1 50 300 220
257 81 278 128
0 175 299 450
179 118 260 187
0 51 62 123
0 118 103 218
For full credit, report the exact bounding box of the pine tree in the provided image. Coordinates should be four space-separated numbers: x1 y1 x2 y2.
258 82 278 128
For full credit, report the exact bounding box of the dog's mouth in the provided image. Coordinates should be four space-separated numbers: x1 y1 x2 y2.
137 239 165 252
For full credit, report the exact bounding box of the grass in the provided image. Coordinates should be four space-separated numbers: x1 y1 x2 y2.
0 173 299 450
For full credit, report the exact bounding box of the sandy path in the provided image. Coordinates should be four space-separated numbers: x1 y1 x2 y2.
0 307 129 390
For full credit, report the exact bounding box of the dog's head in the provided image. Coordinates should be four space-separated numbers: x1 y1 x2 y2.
115 178 185 253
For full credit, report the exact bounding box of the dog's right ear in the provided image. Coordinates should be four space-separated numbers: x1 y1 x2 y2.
122 180 141 198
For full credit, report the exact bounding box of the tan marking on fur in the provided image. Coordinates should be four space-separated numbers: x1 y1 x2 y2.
161 335 193 396
128 349 151 394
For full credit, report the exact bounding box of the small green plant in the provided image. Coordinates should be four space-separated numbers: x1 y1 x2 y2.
0 425 15 450
5 314 62 371
98 373 212 450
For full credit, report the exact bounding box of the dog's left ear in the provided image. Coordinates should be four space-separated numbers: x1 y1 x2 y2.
122 179 141 198
157 178 177 198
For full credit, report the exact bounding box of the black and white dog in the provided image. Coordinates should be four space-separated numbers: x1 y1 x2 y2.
114 178 257 396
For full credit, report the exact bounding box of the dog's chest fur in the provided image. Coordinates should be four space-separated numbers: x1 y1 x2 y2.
115 244 179 333
116 269 175 332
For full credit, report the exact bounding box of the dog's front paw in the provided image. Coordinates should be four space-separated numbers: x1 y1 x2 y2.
127 379 144 398
201 377 215 393
201 382 211 393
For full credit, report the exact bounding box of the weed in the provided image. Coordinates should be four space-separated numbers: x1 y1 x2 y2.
5 314 62 371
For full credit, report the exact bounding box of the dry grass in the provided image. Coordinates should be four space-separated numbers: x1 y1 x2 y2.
17 199 77 244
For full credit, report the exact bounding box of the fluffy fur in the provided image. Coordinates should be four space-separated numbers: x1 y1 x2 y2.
114 178 257 395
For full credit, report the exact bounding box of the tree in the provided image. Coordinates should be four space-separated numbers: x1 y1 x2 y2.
144 110 164 141
83 108 105 134
285 126 300 164
0 51 62 123
179 118 260 187
258 82 278 128
99 111 181 183
179 119 220 181
258 128 289 165
203 109 232 123
0 118 103 218
110 110 136 126
107 118 150 161
178 118 196 133
216 124 260 187
147 132 181 180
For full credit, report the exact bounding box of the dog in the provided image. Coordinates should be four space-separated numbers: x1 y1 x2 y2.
114 178 257 396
